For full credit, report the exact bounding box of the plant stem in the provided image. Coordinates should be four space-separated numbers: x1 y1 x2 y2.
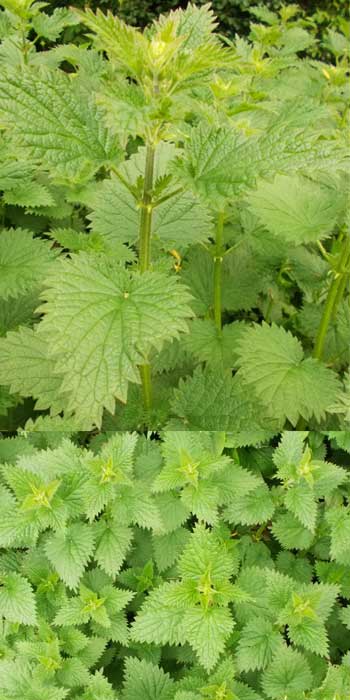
139 363 152 413
139 143 155 273
213 210 225 332
313 234 350 361
138 143 156 411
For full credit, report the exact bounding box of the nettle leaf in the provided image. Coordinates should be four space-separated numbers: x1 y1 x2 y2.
0 68 121 183
261 646 313 699
173 101 348 205
0 572 37 625
45 523 95 589
31 8 79 41
271 512 315 551
236 617 284 672
3 180 55 207
172 123 239 206
152 527 191 573
224 482 275 526
284 483 318 532
121 657 174 700
89 144 212 251
37 253 193 428
169 366 278 439
0 228 55 300
0 326 67 414
82 671 117 700
182 605 234 672
236 323 340 426
183 319 246 368
94 520 133 576
339 605 350 630
131 582 185 646
247 174 343 244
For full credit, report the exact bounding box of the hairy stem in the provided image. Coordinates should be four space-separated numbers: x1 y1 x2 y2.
313 233 350 361
213 211 225 332
138 143 156 411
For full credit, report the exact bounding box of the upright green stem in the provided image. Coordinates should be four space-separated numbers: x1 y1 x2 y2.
313 234 350 361
138 143 156 412
213 211 225 332
139 144 155 273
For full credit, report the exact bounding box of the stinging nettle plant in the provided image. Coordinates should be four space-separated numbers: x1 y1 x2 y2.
0 0 349 433
0 429 349 699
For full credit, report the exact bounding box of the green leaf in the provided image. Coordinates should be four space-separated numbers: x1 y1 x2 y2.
247 174 342 244
45 523 95 589
31 8 79 41
225 483 275 526
80 671 117 700
0 326 66 414
273 431 308 477
261 646 313 699
73 8 149 77
183 319 246 368
172 123 239 206
236 323 340 426
169 366 278 439
236 617 284 672
287 617 329 657
284 483 317 532
326 506 350 563
94 520 133 576
0 571 37 624
131 582 185 646
38 254 193 428
89 144 212 251
271 512 314 550
182 605 234 671
0 228 54 300
3 181 55 207
339 605 350 630
0 68 121 183
152 527 191 573
122 657 174 700
174 102 348 204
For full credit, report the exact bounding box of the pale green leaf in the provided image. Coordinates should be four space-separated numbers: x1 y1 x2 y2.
236 617 284 672
272 512 314 551
0 572 37 625
0 228 54 300
122 657 174 700
0 326 66 414
236 323 340 425
152 527 191 573
0 68 121 183
45 523 95 589
3 181 55 207
247 174 342 243
182 605 234 671
38 253 193 428
94 519 133 576
31 8 79 41
131 582 185 646
284 483 317 532
261 646 313 699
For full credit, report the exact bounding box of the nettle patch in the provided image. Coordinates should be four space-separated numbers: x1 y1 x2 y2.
0 1 348 433
0 430 349 699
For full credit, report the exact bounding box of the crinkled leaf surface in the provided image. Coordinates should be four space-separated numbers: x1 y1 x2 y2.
0 68 121 183
37 253 193 428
